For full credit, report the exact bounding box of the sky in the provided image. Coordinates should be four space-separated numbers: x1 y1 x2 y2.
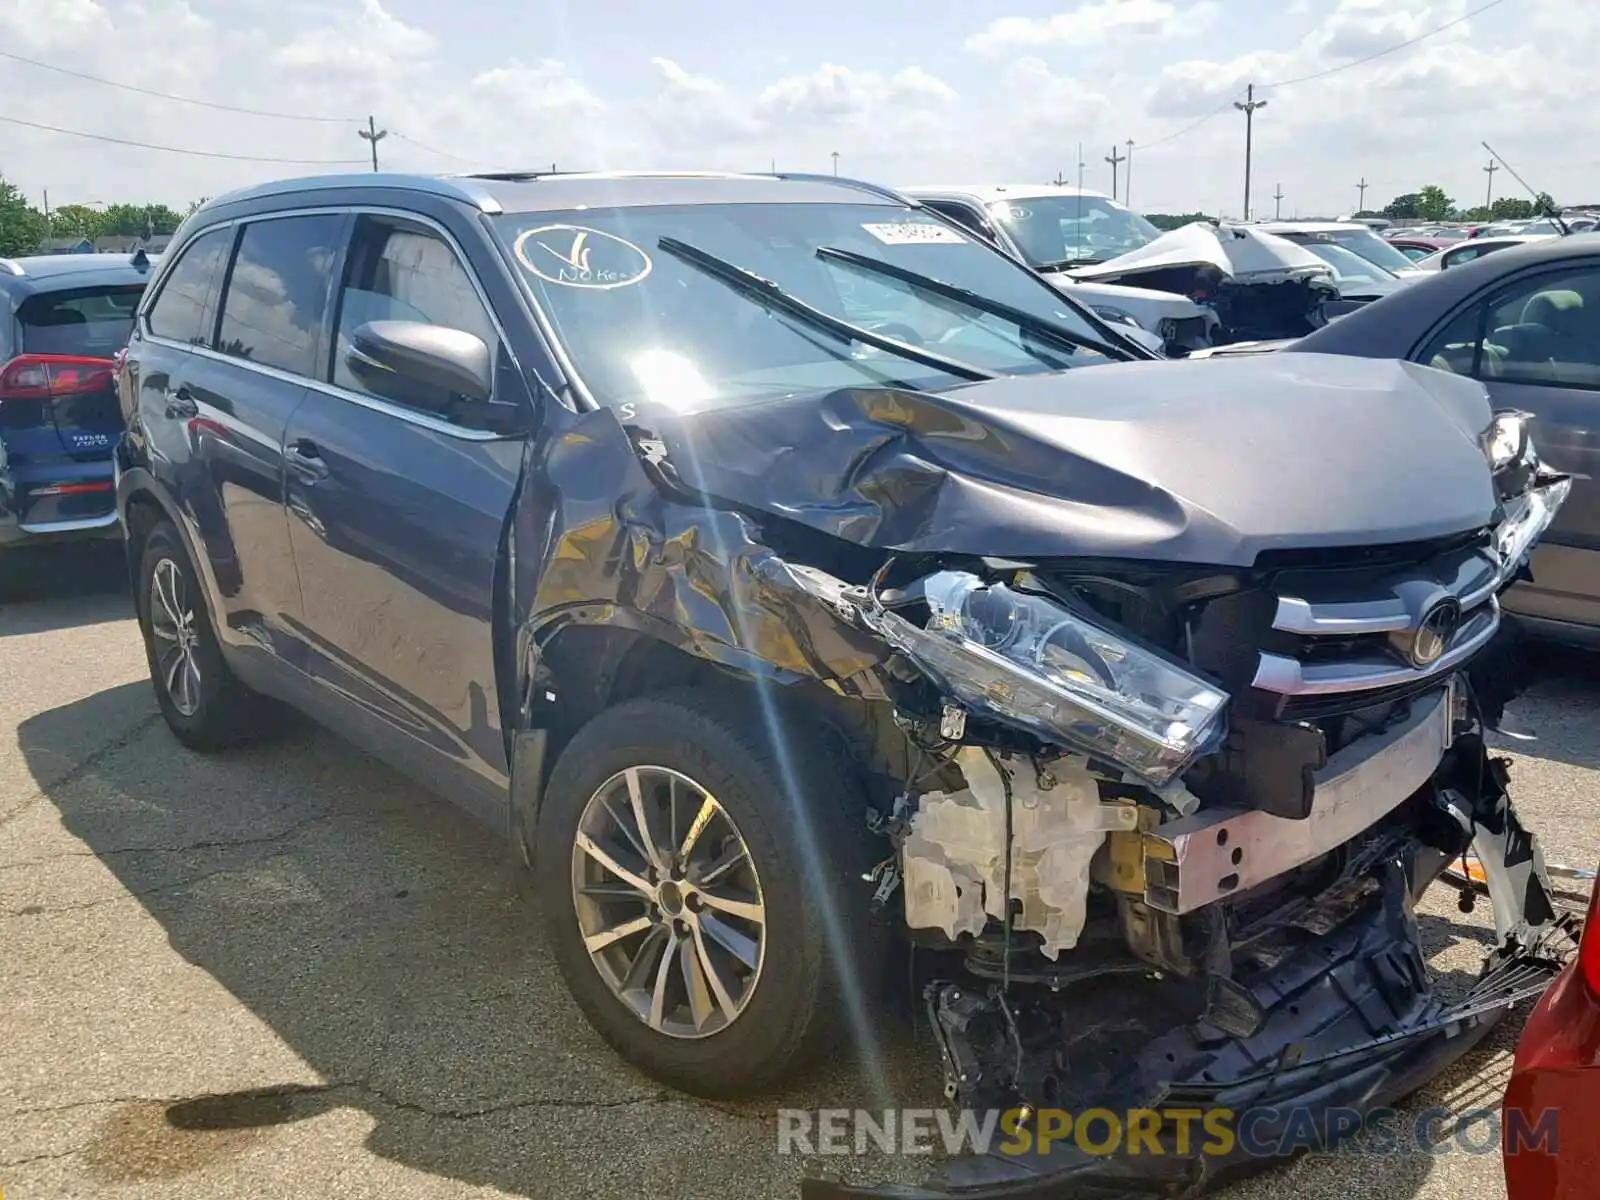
0 0 1588 220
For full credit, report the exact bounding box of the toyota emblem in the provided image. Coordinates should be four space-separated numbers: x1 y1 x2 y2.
1410 598 1462 668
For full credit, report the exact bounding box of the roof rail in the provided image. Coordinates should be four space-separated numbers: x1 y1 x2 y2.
0 257 24 277
771 172 920 206
203 172 505 215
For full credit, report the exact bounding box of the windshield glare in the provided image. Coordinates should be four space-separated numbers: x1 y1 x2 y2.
985 195 1159 267
1301 242 1396 285
1326 229 1417 273
493 203 1121 415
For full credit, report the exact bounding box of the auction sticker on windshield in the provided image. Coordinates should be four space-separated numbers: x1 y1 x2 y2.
861 222 967 245
515 225 653 289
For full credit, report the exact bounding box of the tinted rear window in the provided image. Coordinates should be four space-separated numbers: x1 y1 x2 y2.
18 285 145 358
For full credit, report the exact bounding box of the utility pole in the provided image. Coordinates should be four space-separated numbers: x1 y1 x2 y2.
830 151 839 176
1076 144 1084 192
1124 139 1135 208
358 115 387 172
1273 183 1285 219
1233 84 1267 220
1355 176 1369 213
1105 144 1126 201
1483 160 1498 213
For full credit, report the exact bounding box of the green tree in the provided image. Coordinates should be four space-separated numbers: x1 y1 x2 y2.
1416 185 1454 222
1383 193 1422 220
1490 197 1535 220
49 203 106 242
143 204 182 235
0 176 46 256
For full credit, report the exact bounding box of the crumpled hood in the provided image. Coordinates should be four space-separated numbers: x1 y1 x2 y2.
648 354 1499 566
1072 222 1333 286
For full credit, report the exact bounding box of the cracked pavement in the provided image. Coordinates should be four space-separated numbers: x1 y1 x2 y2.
3 543 1599 1200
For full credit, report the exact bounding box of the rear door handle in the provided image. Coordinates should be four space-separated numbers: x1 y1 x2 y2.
285 437 330 483
164 386 198 419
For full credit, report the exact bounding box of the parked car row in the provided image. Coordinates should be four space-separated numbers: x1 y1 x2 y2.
83 168 1585 1199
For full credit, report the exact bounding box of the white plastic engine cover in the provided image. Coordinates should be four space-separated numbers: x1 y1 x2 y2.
900 748 1130 958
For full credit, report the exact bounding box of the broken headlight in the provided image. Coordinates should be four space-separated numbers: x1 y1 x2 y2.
866 571 1228 786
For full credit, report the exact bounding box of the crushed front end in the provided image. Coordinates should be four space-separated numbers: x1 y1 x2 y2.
801 416 1575 1199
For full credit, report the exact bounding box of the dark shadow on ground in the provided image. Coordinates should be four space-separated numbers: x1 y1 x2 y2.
16 680 1537 1199
0 541 131 635
15 681 935 1199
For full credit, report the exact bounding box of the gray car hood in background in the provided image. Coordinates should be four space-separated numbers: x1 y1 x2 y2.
647 354 1498 566
1071 222 1335 286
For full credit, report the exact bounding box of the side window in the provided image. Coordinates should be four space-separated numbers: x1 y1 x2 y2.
1482 267 1600 388
1418 304 1488 377
145 227 233 346
330 215 498 412
215 215 345 377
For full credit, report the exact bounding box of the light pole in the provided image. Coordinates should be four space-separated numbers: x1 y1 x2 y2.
358 115 387 172
830 151 839 176
1105 144 1126 202
1124 139 1135 208
1273 184 1284 219
1233 84 1267 220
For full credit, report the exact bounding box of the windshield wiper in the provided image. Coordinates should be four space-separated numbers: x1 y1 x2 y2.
655 237 996 383
814 246 1134 361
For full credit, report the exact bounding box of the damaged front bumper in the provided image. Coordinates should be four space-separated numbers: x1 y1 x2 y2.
804 853 1573 1200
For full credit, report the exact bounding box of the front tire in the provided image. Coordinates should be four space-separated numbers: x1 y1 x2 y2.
136 521 260 750
532 688 883 1097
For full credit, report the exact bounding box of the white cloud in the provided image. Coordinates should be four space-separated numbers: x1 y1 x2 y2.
0 0 1595 222
273 0 435 75
966 0 1219 55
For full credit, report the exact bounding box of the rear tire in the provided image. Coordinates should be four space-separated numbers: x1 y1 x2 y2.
136 521 261 750
531 687 884 1097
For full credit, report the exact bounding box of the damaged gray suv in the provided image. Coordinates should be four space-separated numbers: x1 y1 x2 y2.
115 171 1572 1199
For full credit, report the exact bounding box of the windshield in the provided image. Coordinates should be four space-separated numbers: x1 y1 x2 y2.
18 284 144 357
985 195 1159 267
1299 242 1397 285
1322 229 1417 273
492 203 1123 415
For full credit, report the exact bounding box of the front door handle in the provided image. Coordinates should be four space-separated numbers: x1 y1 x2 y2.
164 386 198 419
285 438 330 483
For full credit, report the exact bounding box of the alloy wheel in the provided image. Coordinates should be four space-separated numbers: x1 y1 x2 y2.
570 766 767 1039
149 557 202 717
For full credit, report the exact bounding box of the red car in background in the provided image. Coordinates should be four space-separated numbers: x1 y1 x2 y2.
1388 236 1453 262
1504 867 1600 1199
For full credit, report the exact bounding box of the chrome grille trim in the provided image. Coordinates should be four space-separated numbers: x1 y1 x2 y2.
1270 550 1499 637
1253 596 1499 696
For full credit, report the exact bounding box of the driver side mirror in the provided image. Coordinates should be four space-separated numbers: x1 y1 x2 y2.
346 319 493 406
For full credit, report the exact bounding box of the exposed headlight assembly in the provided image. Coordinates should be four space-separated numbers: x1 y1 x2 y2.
862 571 1228 786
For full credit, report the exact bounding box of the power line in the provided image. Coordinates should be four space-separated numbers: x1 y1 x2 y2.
1262 0 1508 89
0 48 353 122
1137 91 1249 151
1136 0 1506 156
0 113 368 164
389 132 501 169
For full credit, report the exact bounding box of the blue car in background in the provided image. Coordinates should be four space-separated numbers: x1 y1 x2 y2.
1 252 153 549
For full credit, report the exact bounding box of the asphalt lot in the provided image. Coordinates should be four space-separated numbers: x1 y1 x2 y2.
3 544 1598 1200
